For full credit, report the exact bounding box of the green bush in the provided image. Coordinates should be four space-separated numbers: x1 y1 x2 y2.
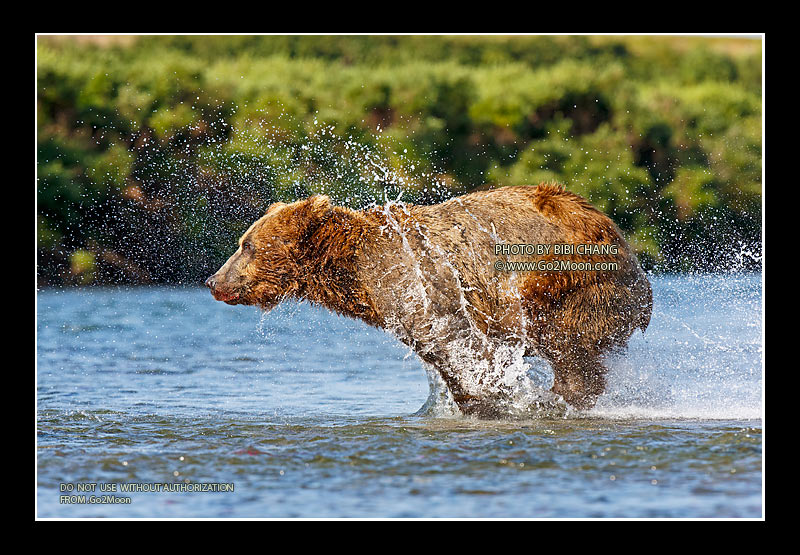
36 35 762 284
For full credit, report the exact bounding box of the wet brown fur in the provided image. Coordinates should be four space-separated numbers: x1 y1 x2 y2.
207 184 652 416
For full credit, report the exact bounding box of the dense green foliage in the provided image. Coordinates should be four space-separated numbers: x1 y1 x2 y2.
37 35 762 285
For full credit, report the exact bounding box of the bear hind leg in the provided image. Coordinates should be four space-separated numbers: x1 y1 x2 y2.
549 350 607 410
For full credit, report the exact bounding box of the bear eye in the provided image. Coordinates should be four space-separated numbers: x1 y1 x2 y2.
242 241 254 252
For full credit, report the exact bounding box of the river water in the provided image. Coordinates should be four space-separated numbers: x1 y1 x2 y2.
36 272 763 518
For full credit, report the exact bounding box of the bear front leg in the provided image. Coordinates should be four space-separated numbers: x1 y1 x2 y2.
432 364 507 418
451 392 511 419
415 349 512 418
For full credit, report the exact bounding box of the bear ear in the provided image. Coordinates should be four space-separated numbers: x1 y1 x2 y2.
265 201 287 215
304 195 332 220
308 195 331 211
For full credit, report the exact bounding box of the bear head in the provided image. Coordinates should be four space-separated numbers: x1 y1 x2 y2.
205 195 332 310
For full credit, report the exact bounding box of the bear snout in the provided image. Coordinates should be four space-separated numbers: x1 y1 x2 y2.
205 274 241 303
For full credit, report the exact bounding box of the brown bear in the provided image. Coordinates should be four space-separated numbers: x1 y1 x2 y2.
205 184 652 417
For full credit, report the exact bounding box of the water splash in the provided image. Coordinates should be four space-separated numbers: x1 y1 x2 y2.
196 114 457 211
592 272 762 420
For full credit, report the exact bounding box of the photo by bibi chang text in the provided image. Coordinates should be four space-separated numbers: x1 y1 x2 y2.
493 243 620 272
494 243 619 256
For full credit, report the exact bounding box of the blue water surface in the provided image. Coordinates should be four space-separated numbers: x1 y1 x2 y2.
36 273 763 518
